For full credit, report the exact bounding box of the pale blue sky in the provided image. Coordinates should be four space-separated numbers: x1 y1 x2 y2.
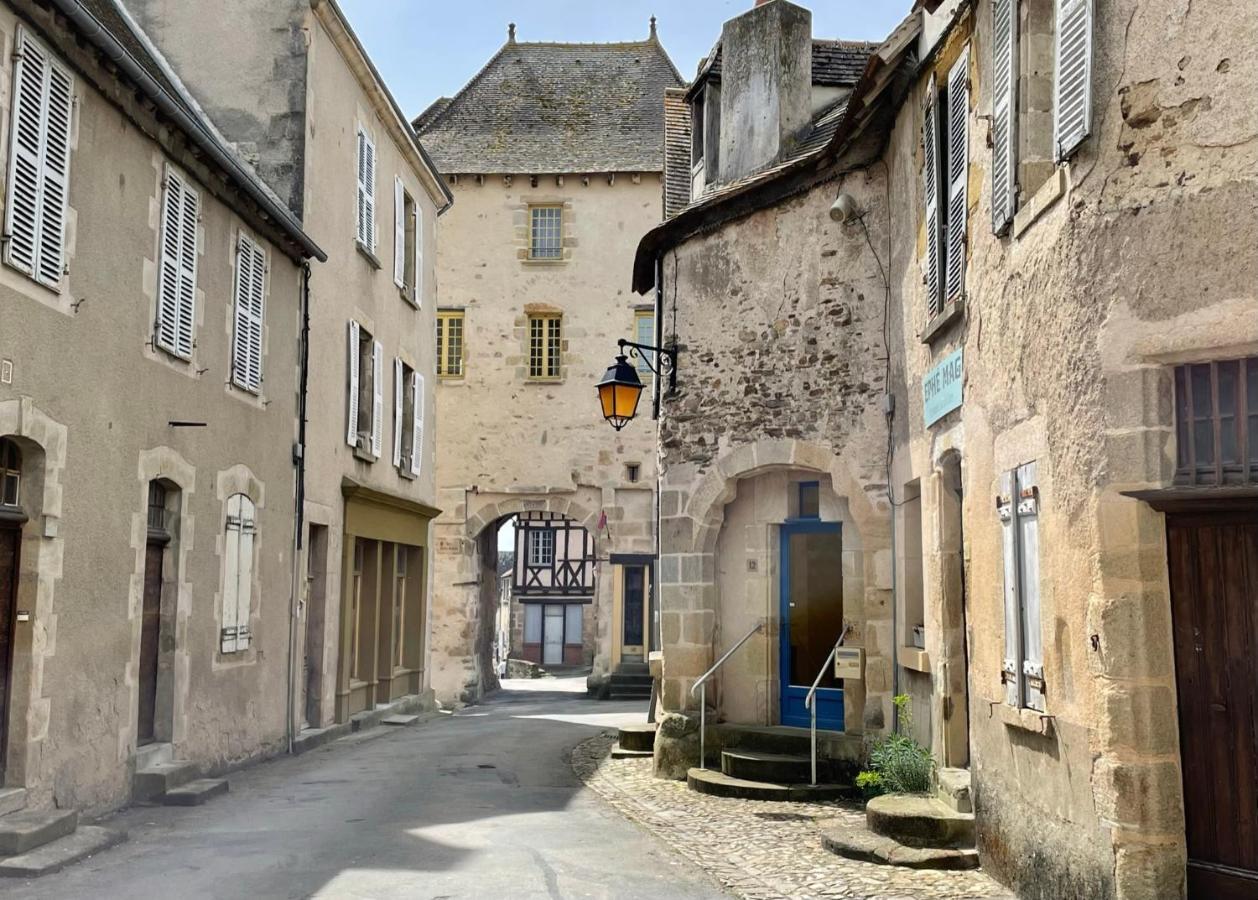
338 1 910 121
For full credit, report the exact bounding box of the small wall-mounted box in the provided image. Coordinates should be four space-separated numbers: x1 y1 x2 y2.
834 647 864 680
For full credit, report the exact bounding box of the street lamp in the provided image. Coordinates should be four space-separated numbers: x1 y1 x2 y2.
595 338 678 431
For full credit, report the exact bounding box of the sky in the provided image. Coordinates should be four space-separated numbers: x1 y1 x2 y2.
337 1 911 121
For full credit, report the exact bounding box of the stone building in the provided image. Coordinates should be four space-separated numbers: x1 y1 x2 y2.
124 0 452 729
416 22 682 703
0 0 321 830
634 0 1257 897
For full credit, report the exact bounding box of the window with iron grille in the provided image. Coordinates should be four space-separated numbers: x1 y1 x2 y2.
436 310 464 377
1174 357 1258 486
528 314 562 379
529 206 563 260
0 439 21 508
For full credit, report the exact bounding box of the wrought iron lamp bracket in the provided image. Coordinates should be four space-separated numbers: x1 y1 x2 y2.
617 338 678 394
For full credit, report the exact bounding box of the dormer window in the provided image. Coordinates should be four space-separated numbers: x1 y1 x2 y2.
691 91 706 166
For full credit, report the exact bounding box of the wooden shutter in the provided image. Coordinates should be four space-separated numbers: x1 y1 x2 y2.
944 51 969 303
393 176 406 288
5 29 73 288
410 371 424 476
370 340 384 458
232 234 265 392
221 494 255 653
997 470 1022 706
1054 0 1093 160
392 357 404 467
991 0 1018 234
156 167 199 358
1015 462 1045 711
356 128 376 248
921 75 941 318
414 205 424 306
346 320 360 447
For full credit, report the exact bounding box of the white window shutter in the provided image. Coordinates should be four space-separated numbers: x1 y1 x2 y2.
944 51 969 303
232 235 265 392
370 340 384 458
155 170 184 354
998 471 1021 707
1015 462 1044 711
991 0 1018 235
1054 0 1093 161
176 181 200 358
37 62 72 289
392 357 404 467
356 128 376 249
414 206 424 306
235 496 255 652
410 371 424 476
221 494 242 653
393 177 406 288
921 75 941 318
346 320 360 447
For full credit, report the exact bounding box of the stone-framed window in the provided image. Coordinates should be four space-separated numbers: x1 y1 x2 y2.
436 310 465 378
1 439 21 509
346 321 383 458
527 313 563 380
528 205 563 260
1173 357 1258 487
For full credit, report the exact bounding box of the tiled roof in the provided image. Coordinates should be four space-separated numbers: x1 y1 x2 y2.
415 37 685 175
699 39 879 89
414 96 452 132
663 89 692 219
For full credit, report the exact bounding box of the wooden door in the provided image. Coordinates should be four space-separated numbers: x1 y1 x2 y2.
622 566 646 659
137 540 164 745
1167 511 1258 898
0 526 18 778
543 604 564 666
303 525 328 729
779 522 844 730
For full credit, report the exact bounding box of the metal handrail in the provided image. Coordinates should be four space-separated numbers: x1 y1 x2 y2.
805 624 853 785
690 621 764 770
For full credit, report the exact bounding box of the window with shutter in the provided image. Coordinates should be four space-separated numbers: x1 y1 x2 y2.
392 357 404 467
998 462 1045 710
944 51 970 304
155 167 199 359
231 234 266 393
370 340 384 458
414 205 424 307
346 320 361 447
4 29 74 290
921 75 941 319
356 128 376 249
411 371 424 476
221 493 256 653
393 176 406 289
991 0 1018 234
1053 0 1093 161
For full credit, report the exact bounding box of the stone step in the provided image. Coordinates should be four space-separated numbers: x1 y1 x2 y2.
609 673 653 685
0 826 127 878
616 663 650 675
617 723 657 753
160 779 229 807
714 724 864 776
134 760 199 803
0 809 78 856
866 794 975 849
820 820 979 871
135 741 173 772
0 789 27 819
722 749 824 784
935 767 973 814
381 714 420 726
610 745 654 760
686 767 855 802
608 688 652 700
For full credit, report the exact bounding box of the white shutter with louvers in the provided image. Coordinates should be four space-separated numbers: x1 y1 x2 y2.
991 0 1018 235
356 128 376 248
393 176 406 288
410 371 424 476
392 357 404 467
1054 0 1093 161
997 471 1021 706
1015 462 1044 711
232 234 265 392
370 340 384 458
414 205 424 307
221 493 257 653
156 167 199 358
4 30 74 288
921 75 941 318
346 320 361 447
944 51 969 303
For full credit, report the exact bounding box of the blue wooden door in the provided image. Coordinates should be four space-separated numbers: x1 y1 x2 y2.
779 522 845 730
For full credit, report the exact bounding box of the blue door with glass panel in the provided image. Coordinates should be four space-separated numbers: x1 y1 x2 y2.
779 521 845 730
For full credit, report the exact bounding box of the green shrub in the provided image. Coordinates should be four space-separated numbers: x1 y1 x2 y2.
856 694 935 796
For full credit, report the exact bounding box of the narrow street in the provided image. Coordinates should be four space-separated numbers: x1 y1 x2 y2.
3 678 728 899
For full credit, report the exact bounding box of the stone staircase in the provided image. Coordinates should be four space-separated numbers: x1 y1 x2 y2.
820 767 978 870
134 743 229 807
685 723 862 802
606 662 652 700
0 790 126 878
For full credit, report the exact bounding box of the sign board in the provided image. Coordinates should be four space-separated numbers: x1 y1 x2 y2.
923 348 964 426
834 647 864 680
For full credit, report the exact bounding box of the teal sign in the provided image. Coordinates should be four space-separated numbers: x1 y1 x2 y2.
923 349 963 426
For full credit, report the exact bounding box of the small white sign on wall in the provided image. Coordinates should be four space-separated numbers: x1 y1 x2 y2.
834 647 864 680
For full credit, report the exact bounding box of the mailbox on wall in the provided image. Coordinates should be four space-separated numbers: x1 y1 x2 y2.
834 647 864 680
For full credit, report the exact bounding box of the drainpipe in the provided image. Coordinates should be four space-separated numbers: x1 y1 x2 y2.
286 263 313 754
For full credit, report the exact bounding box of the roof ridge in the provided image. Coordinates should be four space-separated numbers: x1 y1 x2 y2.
414 38 513 133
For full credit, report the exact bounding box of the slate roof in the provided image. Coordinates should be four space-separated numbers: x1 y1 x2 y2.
695 39 879 93
415 36 685 175
663 88 692 219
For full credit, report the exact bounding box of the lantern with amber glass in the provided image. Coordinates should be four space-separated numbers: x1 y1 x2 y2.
596 354 644 431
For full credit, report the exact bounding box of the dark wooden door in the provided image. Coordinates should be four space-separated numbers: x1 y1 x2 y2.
623 566 645 649
1167 511 1258 899
137 540 164 745
0 526 19 779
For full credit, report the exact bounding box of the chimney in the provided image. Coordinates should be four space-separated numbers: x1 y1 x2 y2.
718 0 812 182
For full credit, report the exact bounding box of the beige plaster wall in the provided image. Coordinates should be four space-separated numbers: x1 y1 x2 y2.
430 173 661 704
0 3 303 814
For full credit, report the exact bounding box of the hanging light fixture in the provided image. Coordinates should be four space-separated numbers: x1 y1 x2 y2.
595 338 677 431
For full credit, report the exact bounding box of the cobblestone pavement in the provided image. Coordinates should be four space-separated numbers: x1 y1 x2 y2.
572 732 1014 900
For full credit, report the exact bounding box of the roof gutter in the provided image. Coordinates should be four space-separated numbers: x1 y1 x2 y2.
48 0 327 261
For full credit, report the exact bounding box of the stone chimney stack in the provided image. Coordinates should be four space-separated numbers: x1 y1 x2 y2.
718 0 812 183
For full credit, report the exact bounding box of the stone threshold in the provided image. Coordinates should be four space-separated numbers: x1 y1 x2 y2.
293 694 440 756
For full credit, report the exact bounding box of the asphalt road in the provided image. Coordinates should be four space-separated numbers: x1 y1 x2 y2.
6 677 729 899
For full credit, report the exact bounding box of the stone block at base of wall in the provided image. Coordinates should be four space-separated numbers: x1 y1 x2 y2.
653 711 706 780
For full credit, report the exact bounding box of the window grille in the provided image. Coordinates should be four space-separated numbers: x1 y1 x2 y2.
1174 357 1258 486
0 439 21 507
529 206 563 259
